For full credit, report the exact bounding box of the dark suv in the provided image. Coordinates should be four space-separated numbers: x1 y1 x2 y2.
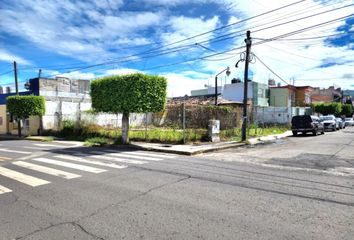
291 115 325 136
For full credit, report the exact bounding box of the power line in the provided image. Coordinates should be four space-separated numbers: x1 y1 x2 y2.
49 12 354 78
254 54 290 85
254 30 354 41
0 69 14 76
41 4 354 78
19 0 309 75
8 0 346 77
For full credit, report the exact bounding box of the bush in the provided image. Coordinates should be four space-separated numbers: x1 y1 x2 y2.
341 104 353 117
313 102 342 116
84 137 114 147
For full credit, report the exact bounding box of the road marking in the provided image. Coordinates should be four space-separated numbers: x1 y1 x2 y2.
87 153 147 165
18 152 47 161
0 156 12 161
117 151 175 159
23 146 47 150
54 155 127 169
33 144 65 148
91 151 162 161
0 166 50 187
12 161 81 179
0 149 31 154
31 158 106 173
0 185 12 194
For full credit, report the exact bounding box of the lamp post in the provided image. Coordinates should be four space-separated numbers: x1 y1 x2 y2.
215 66 231 105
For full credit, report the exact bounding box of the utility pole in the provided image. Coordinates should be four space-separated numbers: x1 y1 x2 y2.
14 61 18 95
242 30 252 142
13 61 21 137
214 75 218 105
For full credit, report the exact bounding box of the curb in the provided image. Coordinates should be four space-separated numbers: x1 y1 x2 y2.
129 142 246 156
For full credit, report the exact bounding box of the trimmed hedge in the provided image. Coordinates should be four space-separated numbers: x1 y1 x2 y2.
312 102 342 116
90 73 167 113
341 104 353 117
7 95 45 118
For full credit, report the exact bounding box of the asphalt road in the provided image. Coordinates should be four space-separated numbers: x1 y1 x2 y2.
0 128 353 240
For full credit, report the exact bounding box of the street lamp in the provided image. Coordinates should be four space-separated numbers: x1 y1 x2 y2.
215 66 231 105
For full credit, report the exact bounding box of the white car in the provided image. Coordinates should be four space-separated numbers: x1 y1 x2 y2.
336 118 345 129
344 117 354 126
319 115 338 131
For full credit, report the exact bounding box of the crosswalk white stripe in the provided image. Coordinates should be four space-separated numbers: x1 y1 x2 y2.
12 161 81 179
0 185 12 194
23 146 46 150
33 144 65 148
0 166 50 187
91 151 162 161
54 155 127 169
32 158 106 173
117 151 176 159
0 148 31 154
87 154 147 165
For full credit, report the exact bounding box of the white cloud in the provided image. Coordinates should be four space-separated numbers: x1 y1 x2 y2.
161 16 219 46
1 0 353 92
162 72 211 97
0 49 32 65
57 71 96 80
104 68 143 75
0 0 165 63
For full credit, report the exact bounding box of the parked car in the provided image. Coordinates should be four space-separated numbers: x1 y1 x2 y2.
336 118 345 129
344 117 354 126
319 115 338 131
291 115 325 136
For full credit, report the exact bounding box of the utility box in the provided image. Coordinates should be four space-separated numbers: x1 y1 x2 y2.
208 119 220 142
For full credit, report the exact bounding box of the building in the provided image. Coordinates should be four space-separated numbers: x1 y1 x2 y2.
295 86 313 107
310 86 341 103
0 77 91 135
269 85 296 107
191 86 222 97
191 80 269 107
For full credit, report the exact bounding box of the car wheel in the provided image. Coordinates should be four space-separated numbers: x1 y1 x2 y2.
321 131 324 135
312 129 317 136
332 127 336 131
292 131 298 136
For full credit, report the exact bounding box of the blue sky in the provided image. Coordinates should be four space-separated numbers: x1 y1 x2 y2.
0 0 353 96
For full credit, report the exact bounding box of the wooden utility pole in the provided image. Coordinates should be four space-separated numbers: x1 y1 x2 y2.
14 61 18 95
13 61 21 137
241 31 252 142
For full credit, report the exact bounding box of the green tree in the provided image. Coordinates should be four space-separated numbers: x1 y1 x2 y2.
7 95 46 137
341 104 353 117
90 73 167 144
313 102 342 116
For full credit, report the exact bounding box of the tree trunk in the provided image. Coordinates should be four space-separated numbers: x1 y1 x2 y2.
122 112 129 144
39 116 43 135
17 117 21 137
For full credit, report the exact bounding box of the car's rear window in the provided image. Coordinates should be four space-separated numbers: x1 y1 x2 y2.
320 116 334 120
292 115 312 124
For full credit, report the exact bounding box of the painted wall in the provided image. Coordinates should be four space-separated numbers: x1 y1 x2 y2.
0 105 7 134
222 82 254 102
269 88 289 107
253 106 311 124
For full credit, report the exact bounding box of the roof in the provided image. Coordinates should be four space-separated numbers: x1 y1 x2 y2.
270 85 296 91
168 94 246 106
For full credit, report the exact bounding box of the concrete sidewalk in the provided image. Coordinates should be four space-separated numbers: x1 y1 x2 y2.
130 131 293 155
0 131 292 155
130 141 246 155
